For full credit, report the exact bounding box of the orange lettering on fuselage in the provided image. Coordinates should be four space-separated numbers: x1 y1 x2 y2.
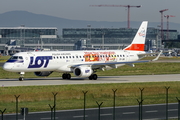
84 52 116 62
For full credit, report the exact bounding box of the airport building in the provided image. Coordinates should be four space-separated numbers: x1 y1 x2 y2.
0 25 179 55
62 27 178 50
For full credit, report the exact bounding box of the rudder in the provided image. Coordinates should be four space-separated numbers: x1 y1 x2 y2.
124 21 148 51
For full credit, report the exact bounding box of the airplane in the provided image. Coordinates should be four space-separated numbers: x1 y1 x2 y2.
3 21 161 81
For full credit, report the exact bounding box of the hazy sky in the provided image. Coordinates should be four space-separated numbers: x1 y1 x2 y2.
0 0 179 23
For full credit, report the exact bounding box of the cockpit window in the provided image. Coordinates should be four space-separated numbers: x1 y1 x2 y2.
7 56 24 63
10 56 23 60
19 56 23 59
10 56 18 60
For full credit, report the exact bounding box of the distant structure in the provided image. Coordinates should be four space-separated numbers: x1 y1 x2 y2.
90 5 141 28
159 9 168 40
0 25 179 55
164 15 175 40
63 27 161 50
0 26 58 55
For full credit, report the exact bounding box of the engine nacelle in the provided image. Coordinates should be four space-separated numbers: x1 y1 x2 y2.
73 66 93 78
34 71 53 76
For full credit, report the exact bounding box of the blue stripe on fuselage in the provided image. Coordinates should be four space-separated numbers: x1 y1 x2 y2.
6 60 24 63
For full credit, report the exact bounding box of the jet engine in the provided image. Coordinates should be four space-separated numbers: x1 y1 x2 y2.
34 71 53 76
73 66 93 78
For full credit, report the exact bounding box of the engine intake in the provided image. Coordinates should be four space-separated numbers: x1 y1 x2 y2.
73 66 93 78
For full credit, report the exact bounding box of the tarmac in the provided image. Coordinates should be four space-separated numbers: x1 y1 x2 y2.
0 74 180 87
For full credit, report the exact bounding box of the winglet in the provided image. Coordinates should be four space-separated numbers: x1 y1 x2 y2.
124 21 148 51
152 50 162 61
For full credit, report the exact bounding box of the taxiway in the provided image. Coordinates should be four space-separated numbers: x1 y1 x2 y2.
0 74 180 87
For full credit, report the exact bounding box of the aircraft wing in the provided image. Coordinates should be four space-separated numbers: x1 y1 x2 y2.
137 50 162 60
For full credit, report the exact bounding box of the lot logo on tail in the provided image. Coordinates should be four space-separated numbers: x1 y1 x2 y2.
138 30 146 37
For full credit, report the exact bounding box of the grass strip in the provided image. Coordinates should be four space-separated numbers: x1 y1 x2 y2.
1 82 180 113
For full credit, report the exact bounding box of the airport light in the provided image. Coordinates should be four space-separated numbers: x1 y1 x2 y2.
165 86 170 120
0 109 6 120
82 91 88 120
137 99 143 120
176 97 180 120
139 88 144 120
14 95 20 120
52 92 58 120
96 101 103 120
112 89 117 120
48 104 55 120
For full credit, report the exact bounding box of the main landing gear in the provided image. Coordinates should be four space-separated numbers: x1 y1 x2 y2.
62 73 71 79
89 74 98 80
19 72 25 81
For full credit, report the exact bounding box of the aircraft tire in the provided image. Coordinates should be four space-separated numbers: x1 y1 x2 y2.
62 74 67 79
92 74 97 80
66 74 71 79
89 74 97 80
88 75 92 80
19 77 24 81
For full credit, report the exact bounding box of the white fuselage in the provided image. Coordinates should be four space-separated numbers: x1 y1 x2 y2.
3 50 142 73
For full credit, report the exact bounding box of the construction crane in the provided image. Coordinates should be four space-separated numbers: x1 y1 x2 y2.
159 9 168 40
164 15 175 40
90 5 141 28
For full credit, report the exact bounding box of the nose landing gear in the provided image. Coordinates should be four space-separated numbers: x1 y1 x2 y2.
19 72 25 81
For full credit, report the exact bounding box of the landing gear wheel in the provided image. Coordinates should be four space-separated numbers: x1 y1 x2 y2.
89 76 92 80
92 74 97 80
62 73 71 79
19 77 24 81
19 72 25 81
62 74 67 79
89 74 98 80
66 74 71 79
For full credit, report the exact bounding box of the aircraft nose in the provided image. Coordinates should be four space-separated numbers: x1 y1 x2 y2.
3 63 13 71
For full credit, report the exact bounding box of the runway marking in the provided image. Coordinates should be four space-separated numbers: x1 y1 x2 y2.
73 115 88 118
41 117 58 120
144 118 159 120
123 112 135 114
100 113 112 116
145 110 158 113
168 109 178 111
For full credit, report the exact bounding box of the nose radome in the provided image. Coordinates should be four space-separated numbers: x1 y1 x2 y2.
3 63 12 71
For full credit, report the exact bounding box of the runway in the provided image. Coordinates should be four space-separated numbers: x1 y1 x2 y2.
0 74 180 87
